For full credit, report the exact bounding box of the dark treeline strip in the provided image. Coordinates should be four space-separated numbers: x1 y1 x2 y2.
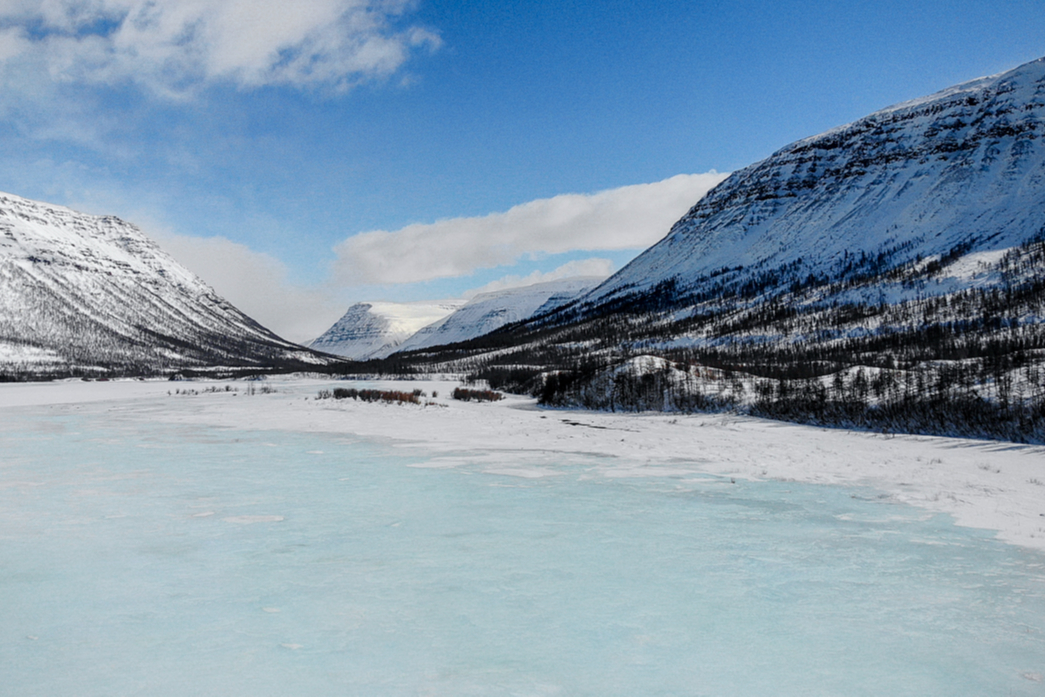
317 387 424 405
535 362 1045 444
451 387 503 402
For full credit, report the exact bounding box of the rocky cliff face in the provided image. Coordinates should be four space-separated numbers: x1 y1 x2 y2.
0 192 334 376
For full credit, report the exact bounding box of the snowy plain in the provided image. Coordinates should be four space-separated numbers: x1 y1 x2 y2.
2 377 1044 695
4 376 1039 551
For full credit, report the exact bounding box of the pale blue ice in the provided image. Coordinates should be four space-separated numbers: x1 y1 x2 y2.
1 407 1043 696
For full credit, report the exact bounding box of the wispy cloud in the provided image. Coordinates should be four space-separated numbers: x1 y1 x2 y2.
333 172 729 285
462 258 614 299
0 0 439 96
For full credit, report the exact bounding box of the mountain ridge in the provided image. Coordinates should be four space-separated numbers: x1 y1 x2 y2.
396 277 602 354
0 191 338 377
571 56 1045 315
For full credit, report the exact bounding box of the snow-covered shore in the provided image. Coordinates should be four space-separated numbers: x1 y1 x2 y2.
2 376 1043 552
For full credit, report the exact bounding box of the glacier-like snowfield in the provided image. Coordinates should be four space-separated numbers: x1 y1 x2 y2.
1 379 1043 695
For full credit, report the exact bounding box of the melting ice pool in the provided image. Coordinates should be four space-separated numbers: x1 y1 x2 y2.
1 408 1043 696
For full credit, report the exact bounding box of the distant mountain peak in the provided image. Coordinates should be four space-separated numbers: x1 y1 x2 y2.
310 277 602 360
395 277 601 353
308 299 466 360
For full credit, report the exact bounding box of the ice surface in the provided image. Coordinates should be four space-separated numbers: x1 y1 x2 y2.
1 384 1044 695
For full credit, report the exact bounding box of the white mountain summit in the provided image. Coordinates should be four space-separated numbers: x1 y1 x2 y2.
308 300 466 360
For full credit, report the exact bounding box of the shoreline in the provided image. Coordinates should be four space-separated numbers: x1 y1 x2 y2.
2 376 1044 553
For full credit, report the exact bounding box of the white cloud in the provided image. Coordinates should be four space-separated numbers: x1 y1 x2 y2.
0 0 439 95
462 258 614 299
333 172 729 285
0 26 30 61
151 232 345 343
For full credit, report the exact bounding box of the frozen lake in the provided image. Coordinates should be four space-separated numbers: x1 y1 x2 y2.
1 385 1044 695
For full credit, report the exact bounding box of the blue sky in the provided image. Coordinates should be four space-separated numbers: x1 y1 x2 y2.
0 0 1043 340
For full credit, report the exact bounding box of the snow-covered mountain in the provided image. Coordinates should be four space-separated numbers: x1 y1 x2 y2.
576 56 1045 315
0 192 334 376
396 277 601 353
308 300 465 360
380 57 1045 442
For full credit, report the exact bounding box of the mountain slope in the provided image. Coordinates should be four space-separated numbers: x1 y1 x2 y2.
396 278 601 353
0 192 336 377
576 56 1045 315
308 300 465 360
